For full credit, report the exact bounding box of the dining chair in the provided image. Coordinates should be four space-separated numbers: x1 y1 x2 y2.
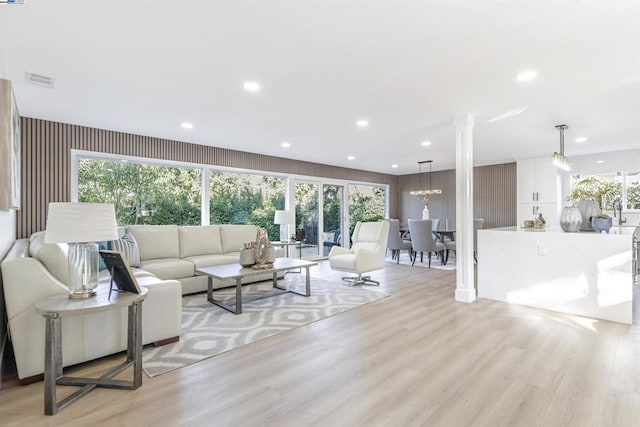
444 240 456 264
445 218 484 264
408 219 445 268
431 218 440 240
386 219 413 263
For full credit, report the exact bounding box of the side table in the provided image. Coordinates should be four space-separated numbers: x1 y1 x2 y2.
35 287 148 415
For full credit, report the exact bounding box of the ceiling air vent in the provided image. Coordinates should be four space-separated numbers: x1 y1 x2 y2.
25 72 55 88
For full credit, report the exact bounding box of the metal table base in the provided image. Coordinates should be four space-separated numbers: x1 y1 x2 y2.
206 264 313 315
42 300 143 415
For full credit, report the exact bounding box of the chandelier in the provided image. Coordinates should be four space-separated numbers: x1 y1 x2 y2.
409 160 442 205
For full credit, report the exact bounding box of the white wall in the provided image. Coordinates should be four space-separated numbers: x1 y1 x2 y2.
569 148 640 175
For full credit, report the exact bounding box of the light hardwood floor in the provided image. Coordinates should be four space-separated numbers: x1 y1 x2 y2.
1 260 639 426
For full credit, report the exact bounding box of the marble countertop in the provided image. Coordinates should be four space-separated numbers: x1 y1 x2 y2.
483 225 639 236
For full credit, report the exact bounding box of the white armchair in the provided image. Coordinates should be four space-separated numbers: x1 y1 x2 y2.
328 221 390 286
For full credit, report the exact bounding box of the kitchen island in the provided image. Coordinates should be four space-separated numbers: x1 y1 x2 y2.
477 226 635 324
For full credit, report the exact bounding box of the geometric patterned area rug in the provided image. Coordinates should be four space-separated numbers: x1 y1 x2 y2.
385 251 456 271
142 278 389 377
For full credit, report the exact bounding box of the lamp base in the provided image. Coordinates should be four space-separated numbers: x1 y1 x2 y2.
68 290 97 299
68 242 99 300
279 224 289 242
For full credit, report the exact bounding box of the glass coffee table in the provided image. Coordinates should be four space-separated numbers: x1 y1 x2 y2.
195 258 318 315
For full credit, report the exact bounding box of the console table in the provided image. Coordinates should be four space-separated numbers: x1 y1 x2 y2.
35 287 148 415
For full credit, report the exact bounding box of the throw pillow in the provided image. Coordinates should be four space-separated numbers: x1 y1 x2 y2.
107 232 141 267
98 241 108 270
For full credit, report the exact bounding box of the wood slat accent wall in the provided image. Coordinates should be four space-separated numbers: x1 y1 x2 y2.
397 162 517 229
473 162 517 229
17 117 398 238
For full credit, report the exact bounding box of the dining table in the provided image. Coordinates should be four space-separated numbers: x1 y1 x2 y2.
400 224 455 242
434 226 456 243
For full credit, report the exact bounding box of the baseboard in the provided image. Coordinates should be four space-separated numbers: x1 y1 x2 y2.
20 373 44 386
153 336 179 347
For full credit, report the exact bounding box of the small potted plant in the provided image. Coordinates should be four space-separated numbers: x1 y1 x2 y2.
591 213 613 234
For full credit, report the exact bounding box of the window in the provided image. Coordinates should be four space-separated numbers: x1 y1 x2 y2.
624 171 640 210
348 184 386 235
209 171 285 239
75 152 390 243
78 158 201 225
570 171 639 212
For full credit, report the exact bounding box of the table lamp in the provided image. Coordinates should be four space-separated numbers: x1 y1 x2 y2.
273 210 294 242
45 203 118 299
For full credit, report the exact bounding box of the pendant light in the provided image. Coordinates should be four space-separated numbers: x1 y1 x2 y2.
409 160 442 202
553 124 571 171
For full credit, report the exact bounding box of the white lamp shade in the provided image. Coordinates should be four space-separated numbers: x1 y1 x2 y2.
273 210 294 225
45 203 118 243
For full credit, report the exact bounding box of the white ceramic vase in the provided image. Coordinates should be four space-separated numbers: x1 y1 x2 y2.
560 206 582 233
422 205 430 220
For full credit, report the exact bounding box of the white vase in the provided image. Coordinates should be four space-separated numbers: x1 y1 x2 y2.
422 205 430 220
560 206 582 233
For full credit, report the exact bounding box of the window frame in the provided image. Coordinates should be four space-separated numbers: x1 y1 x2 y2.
570 170 640 213
71 150 390 236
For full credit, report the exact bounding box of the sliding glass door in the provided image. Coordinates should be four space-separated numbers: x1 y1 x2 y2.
322 184 344 256
294 181 320 258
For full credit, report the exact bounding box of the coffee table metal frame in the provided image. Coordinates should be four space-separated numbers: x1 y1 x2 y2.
35 287 148 415
196 258 318 315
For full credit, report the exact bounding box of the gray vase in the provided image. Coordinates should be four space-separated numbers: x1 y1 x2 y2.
576 199 600 231
591 216 613 233
560 207 582 232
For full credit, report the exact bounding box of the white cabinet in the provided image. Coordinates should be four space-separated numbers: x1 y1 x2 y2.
517 158 560 204
517 157 562 226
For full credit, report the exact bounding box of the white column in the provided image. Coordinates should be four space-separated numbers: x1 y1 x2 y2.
455 113 475 303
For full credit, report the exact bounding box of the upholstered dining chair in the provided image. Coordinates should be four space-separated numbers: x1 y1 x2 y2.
431 218 440 241
408 219 445 268
328 220 390 286
444 240 456 265
444 218 485 264
386 219 413 263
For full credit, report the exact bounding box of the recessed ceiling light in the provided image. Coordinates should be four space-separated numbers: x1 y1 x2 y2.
517 70 537 82
421 141 432 146
347 155 355 160
575 137 588 143
391 164 398 168
243 81 261 92
281 142 291 148
356 119 369 128
596 160 605 164
181 122 193 129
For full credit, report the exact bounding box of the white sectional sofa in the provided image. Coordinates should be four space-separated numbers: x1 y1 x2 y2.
1 224 279 382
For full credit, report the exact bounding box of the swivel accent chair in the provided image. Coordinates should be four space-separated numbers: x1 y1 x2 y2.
328 221 390 286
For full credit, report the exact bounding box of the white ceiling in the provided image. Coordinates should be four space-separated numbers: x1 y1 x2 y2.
0 1 638 175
